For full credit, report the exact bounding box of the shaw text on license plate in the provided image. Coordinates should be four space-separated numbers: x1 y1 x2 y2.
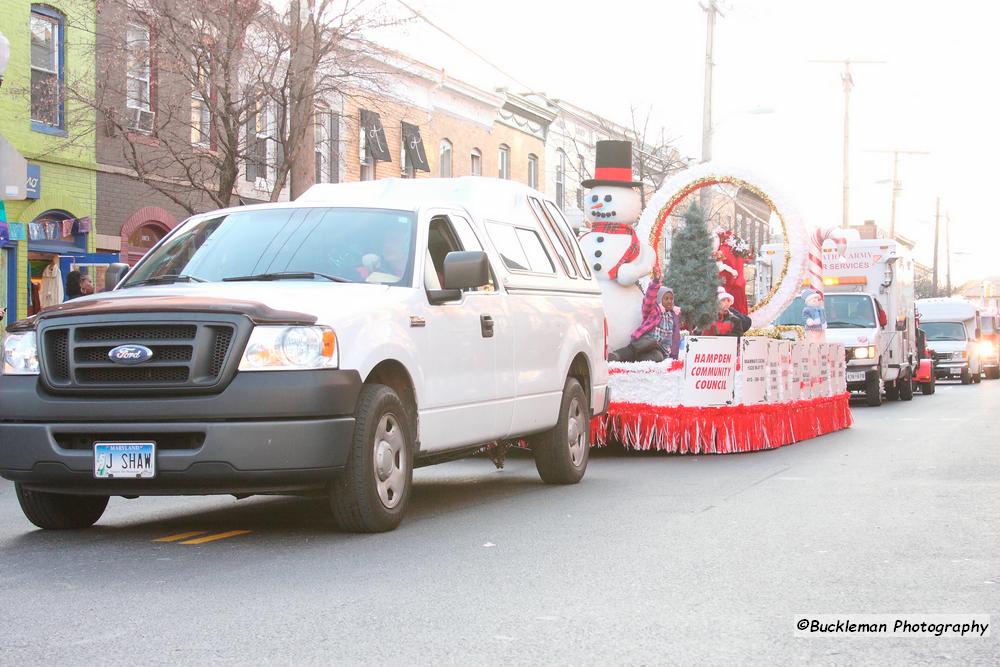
94 442 156 479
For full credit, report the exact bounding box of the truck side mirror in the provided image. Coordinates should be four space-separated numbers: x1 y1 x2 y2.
104 262 130 291
443 251 489 290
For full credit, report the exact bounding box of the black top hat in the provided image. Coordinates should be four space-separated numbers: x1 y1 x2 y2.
581 140 644 189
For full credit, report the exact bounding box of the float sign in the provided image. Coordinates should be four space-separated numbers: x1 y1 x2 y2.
766 339 782 402
740 337 769 404
683 336 737 406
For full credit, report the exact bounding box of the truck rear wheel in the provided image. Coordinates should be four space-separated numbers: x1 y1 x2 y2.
920 375 936 395
329 384 413 533
972 369 982 384
15 484 108 530
899 370 914 401
865 373 882 407
530 377 590 485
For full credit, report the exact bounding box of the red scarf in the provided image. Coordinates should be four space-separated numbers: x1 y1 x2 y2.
590 222 640 280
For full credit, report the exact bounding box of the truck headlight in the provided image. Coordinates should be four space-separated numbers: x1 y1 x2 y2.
977 341 996 356
239 326 338 371
852 345 876 360
3 331 40 375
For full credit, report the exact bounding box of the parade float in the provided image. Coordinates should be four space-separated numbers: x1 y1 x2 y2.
580 147 852 454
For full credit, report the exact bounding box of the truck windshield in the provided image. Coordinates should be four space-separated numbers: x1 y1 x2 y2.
775 294 876 328
982 316 996 334
922 321 967 341
123 207 416 288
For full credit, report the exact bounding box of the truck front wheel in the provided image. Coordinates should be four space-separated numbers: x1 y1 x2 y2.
329 384 413 533
865 372 882 407
961 367 972 384
15 485 108 530
531 377 590 484
899 369 914 401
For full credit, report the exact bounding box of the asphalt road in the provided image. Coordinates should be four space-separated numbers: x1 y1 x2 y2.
1 381 998 666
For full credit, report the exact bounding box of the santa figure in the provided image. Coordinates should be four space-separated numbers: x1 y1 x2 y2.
577 141 656 350
714 228 748 314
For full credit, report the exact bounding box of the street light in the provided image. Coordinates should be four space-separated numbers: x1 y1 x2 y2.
0 31 10 89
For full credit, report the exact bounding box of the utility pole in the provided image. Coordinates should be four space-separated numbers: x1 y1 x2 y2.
932 197 941 297
945 212 952 296
699 1 723 212
867 149 929 238
810 59 885 228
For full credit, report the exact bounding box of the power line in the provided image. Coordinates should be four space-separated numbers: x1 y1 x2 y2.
392 0 533 91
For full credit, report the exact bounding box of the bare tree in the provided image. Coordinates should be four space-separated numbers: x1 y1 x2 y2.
53 0 401 214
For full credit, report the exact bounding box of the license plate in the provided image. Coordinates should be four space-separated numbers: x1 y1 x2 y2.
846 371 865 382
94 442 156 479
950 368 961 376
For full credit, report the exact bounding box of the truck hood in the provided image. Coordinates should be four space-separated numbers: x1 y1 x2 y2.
925 340 968 355
11 282 392 331
823 327 879 348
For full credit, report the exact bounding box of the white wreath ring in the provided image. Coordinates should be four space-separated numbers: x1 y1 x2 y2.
636 162 809 329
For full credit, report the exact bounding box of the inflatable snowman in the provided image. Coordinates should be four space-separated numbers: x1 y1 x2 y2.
577 141 656 350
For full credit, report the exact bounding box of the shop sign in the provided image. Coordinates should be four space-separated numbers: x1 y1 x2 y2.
25 164 40 199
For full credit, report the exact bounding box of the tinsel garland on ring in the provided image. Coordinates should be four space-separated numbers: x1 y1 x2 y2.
590 393 852 454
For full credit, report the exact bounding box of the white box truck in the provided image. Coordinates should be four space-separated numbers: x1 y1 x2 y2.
764 238 917 406
915 297 985 384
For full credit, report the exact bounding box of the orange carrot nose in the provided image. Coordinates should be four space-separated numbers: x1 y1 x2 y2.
591 202 603 209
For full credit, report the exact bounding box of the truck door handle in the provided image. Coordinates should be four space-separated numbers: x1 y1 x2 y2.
481 314 494 338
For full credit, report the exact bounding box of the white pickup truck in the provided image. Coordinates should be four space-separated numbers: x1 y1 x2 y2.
1 178 609 532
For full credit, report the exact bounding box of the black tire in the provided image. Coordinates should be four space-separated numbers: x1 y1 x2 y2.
972 370 982 384
885 379 900 401
961 368 972 385
899 370 914 401
15 484 108 530
920 376 936 395
531 377 590 485
329 384 413 533
865 373 882 407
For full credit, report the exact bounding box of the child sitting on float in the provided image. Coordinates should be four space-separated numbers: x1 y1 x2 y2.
608 266 682 362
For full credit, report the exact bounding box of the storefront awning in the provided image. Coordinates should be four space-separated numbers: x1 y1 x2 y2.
0 134 27 201
401 121 430 172
360 109 391 162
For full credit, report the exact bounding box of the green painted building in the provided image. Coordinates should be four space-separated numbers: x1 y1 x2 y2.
0 0 102 325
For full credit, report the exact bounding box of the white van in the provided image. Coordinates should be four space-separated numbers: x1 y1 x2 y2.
1 178 609 533
915 297 983 384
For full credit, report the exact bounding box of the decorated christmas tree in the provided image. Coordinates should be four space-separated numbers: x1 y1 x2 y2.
664 203 720 330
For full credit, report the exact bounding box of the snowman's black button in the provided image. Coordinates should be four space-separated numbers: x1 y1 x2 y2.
597 236 604 242
594 263 602 271
595 250 602 257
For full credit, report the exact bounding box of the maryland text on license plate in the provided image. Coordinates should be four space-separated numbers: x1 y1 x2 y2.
94 443 156 479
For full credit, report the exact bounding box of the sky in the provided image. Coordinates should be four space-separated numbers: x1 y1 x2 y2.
370 0 1000 285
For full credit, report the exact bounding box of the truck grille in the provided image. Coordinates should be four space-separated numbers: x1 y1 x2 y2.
39 317 245 395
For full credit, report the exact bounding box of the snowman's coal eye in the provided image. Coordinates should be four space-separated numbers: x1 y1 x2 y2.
604 195 612 202
591 195 598 203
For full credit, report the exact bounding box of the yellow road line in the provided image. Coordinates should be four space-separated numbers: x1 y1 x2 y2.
153 531 209 543
179 530 252 545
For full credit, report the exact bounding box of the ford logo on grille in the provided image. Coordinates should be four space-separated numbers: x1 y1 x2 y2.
108 344 154 365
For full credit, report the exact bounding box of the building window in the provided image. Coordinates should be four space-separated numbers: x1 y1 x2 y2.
126 23 154 132
439 139 453 177
315 107 333 183
191 48 212 146
30 6 63 129
555 150 567 210
528 154 539 189
401 135 413 178
245 98 268 184
470 148 482 176
498 144 510 179
576 154 585 208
